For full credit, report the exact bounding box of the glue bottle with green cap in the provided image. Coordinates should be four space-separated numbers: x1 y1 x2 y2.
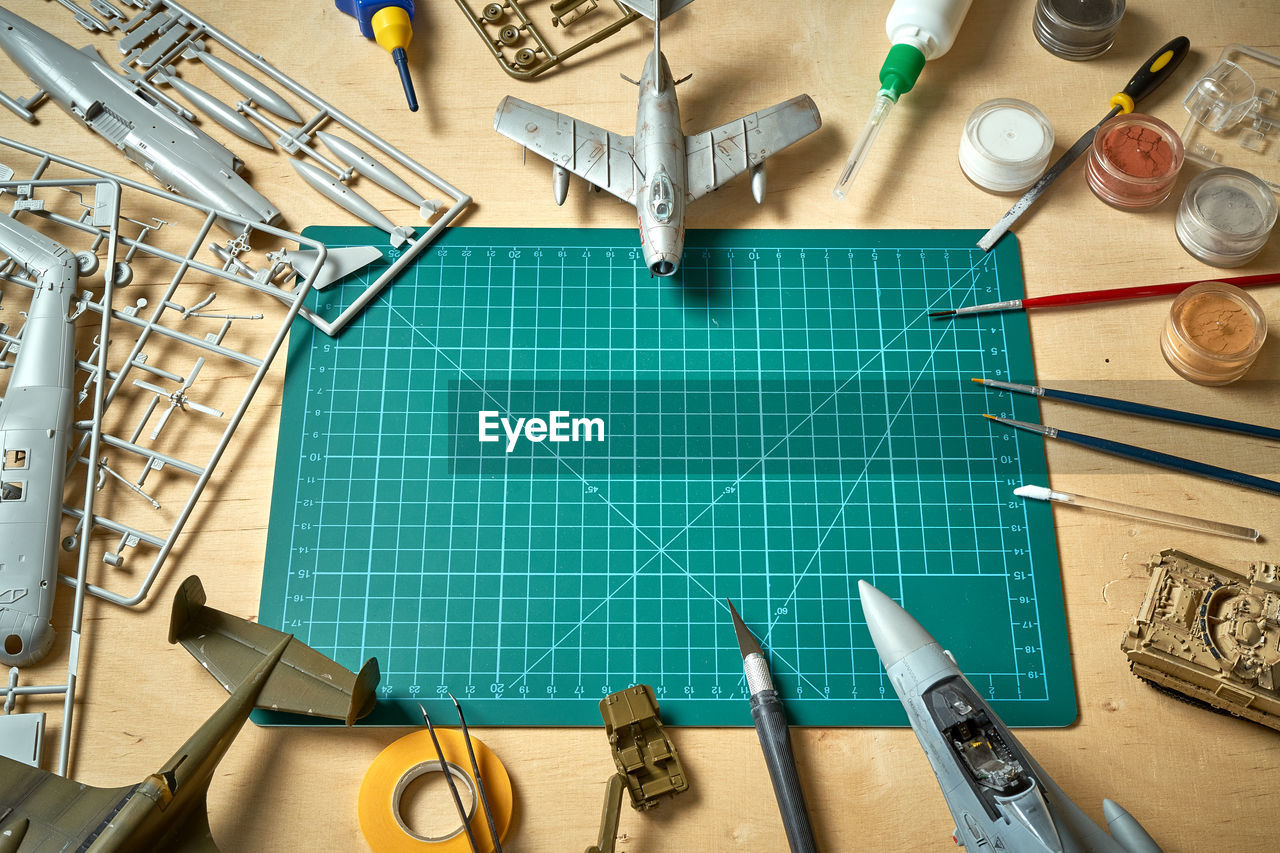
335 0 419 112
833 0 973 200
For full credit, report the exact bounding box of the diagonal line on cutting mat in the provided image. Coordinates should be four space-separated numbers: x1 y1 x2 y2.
645 250 992 558
728 260 981 693
761 287 969 646
506 251 988 691
378 300 718 603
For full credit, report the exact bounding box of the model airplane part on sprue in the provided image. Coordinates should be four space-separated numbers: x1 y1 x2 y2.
0 6 279 230
0 214 86 669
0 575 378 853
0 1 472 336
493 0 820 277
456 0 694 80
858 581 1163 853
0 137 329 774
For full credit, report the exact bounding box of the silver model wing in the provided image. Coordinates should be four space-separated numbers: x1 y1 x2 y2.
684 94 821 203
494 96 637 203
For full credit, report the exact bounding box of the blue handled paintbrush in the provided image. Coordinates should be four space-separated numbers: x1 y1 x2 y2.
984 415 1280 497
974 378 1280 442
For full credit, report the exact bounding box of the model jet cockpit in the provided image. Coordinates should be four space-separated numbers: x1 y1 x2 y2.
859 580 1164 853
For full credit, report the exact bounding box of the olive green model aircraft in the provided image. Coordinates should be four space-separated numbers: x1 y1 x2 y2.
0 576 379 852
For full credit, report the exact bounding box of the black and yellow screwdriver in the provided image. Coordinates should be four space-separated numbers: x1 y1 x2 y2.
978 36 1190 251
336 0 420 112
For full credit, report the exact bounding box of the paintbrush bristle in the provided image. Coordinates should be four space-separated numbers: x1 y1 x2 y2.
928 309 955 318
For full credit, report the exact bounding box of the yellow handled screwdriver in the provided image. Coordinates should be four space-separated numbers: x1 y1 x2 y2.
978 36 1190 251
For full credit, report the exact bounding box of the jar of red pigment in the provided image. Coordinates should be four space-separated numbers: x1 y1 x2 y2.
1085 113 1184 209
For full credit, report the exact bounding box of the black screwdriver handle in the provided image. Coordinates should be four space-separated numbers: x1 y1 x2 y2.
1110 36 1191 114
751 691 818 853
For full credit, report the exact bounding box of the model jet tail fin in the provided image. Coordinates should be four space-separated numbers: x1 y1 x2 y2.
615 0 698 21
169 575 379 725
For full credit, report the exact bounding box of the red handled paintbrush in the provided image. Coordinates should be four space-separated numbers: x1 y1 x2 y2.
931 271 1279 318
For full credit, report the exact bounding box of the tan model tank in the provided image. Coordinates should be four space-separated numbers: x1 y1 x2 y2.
1122 548 1280 730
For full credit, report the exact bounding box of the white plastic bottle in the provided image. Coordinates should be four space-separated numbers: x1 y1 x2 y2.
885 0 974 62
833 0 974 199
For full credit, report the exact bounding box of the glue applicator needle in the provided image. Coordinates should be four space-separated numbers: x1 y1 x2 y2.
367 4 419 112
833 93 894 200
392 47 418 112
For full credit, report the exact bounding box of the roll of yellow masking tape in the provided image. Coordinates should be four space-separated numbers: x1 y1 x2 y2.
358 728 514 852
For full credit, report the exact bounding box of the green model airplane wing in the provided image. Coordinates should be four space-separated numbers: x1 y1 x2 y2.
169 575 379 725
0 756 132 851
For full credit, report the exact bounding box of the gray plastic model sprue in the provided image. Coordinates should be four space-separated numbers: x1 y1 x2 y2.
0 137 328 774
0 2 472 335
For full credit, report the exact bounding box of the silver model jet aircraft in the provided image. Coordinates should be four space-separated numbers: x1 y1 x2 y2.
859 580 1163 853
0 6 279 230
493 0 820 277
0 215 82 667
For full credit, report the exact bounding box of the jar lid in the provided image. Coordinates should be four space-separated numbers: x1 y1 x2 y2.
1033 0 1126 60
1183 167 1278 239
959 99 1055 193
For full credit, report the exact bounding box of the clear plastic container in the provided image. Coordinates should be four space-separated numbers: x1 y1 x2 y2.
1176 167 1278 267
958 99 1055 193
1184 60 1258 133
1085 113 1184 209
1161 281 1267 385
1033 0 1125 61
1181 45 1280 194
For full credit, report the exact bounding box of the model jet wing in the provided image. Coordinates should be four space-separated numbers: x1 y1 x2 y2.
494 96 637 203
684 94 821 202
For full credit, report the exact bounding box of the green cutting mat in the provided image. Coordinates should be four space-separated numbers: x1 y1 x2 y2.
260 226 1074 727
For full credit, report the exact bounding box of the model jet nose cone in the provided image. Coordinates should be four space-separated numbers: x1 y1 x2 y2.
650 259 677 277
858 580 938 669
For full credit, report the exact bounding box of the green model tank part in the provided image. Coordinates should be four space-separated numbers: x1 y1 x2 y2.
1122 548 1280 730
599 684 689 809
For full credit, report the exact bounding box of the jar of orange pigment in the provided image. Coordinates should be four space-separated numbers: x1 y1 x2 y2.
1085 113 1184 209
1161 281 1267 385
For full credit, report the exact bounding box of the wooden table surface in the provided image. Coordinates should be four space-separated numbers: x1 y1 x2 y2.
4 0 1280 850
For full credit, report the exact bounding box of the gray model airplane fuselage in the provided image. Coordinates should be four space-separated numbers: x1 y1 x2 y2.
0 216 78 667
631 47 686 276
0 6 279 230
859 581 1163 853
493 13 820 277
